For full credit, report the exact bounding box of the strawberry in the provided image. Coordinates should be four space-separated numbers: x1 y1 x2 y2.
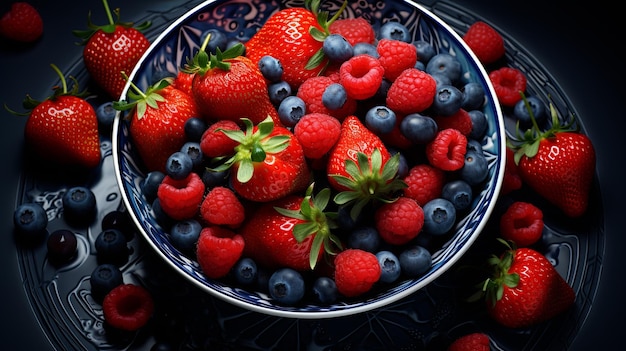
73 0 151 99
8 64 101 168
210 117 310 202
245 0 348 89
185 41 280 126
0 2 43 43
509 99 596 217
482 240 575 328
114 78 198 172
448 332 490 351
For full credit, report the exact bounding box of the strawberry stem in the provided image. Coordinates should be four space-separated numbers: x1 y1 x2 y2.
102 0 115 26
50 64 68 94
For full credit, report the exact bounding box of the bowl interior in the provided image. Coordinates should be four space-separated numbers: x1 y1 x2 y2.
113 0 505 318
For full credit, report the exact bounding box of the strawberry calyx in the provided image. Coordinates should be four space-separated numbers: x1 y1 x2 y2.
112 73 170 120
274 184 343 270
477 239 520 307
210 116 290 183
304 0 349 70
332 149 408 221
72 0 151 45
507 93 579 165
183 33 245 75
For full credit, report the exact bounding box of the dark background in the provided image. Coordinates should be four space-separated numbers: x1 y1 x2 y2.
1 0 623 349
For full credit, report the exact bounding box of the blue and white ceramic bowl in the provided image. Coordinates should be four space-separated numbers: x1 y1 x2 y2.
113 0 505 318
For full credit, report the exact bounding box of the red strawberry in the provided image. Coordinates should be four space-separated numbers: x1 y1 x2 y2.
333 248 381 297
483 242 575 328
510 100 596 217
73 0 151 99
102 284 154 331
10 64 101 168
186 42 280 126
196 226 245 279
199 119 240 158
463 21 505 65
329 17 376 46
245 0 348 89
210 117 310 202
115 79 198 172
0 2 43 43
448 332 490 351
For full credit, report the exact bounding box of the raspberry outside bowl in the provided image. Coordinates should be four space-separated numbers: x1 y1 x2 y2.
112 0 505 318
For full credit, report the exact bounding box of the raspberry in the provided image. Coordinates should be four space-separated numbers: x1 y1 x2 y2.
376 39 417 81
293 113 341 159
489 67 527 107
386 68 437 115
374 197 424 245
433 108 473 136
196 226 245 279
297 76 356 120
157 172 205 220
0 2 43 43
200 186 245 228
501 147 522 195
448 332 491 351
500 201 544 247
200 120 240 158
402 164 446 206
333 249 381 297
329 18 376 46
102 284 154 331
339 54 385 100
463 21 505 65
426 128 468 171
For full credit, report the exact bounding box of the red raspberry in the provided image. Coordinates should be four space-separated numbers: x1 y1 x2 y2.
426 128 467 171
500 201 544 247
376 39 417 81
200 186 245 228
386 68 437 114
434 108 473 136
339 55 385 100
402 164 446 206
297 76 357 120
157 172 205 220
333 249 381 297
102 284 154 331
173 71 194 96
489 67 527 107
501 147 522 195
374 197 424 245
196 226 245 279
329 18 376 46
463 21 505 65
293 113 341 159
0 2 43 43
200 119 240 158
448 332 491 351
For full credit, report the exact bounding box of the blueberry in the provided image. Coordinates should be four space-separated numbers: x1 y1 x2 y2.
233 257 258 286
268 268 305 305
200 28 227 54
90 263 123 301
426 53 462 83
466 138 483 153
62 186 97 225
432 84 463 116
312 276 338 304
441 180 473 211
460 150 489 186
389 148 409 178
141 171 165 202
258 55 283 82
47 229 77 264
322 83 348 110
165 151 193 180
414 60 425 71
373 79 392 101
348 226 381 252
423 198 456 235
513 95 547 126
95 101 117 130
277 95 306 127
201 168 230 188
461 82 485 110
169 219 202 253
180 142 203 168
268 80 292 105
399 245 432 277
323 34 353 62
468 110 488 140
430 72 452 88
376 250 401 283
95 229 129 265
400 113 438 144
353 42 379 58
413 40 436 63
184 117 207 142
101 210 134 241
379 22 411 42
151 198 174 229
365 105 396 134
13 202 48 240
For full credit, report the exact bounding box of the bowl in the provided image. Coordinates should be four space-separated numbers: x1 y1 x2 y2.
113 0 505 318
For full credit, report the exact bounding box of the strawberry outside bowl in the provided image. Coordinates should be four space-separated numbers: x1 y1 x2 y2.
112 0 505 318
